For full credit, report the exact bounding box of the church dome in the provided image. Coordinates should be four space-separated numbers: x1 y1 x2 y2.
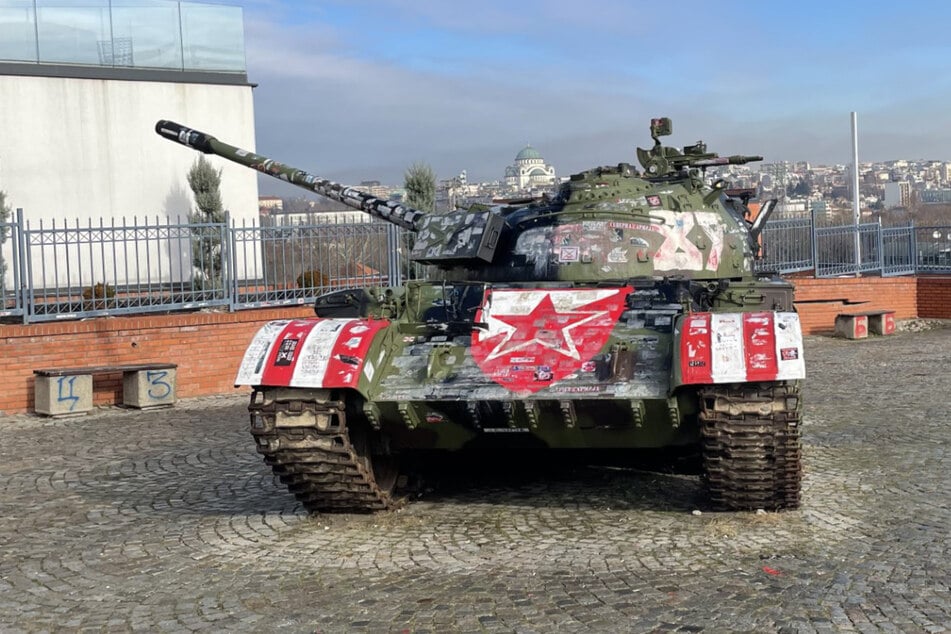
515 145 542 161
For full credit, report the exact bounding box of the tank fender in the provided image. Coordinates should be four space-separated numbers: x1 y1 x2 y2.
672 311 805 387
235 318 390 390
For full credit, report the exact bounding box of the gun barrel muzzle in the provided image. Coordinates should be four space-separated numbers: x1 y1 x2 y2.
155 120 216 153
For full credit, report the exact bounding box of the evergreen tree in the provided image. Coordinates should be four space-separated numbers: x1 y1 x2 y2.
403 162 436 212
0 190 11 293
186 156 225 290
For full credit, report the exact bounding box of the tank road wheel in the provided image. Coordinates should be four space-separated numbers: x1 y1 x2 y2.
248 389 402 513
699 382 802 511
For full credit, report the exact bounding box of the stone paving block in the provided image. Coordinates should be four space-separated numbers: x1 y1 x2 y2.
0 327 949 632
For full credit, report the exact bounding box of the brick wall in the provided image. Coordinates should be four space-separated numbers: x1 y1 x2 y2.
791 276 918 335
0 307 313 416
917 276 951 318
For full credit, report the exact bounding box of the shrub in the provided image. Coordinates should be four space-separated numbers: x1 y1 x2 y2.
82 282 116 300
297 270 331 288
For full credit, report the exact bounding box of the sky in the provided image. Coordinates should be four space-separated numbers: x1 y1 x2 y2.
230 0 951 194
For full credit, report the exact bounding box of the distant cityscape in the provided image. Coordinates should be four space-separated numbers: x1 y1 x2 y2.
260 145 951 226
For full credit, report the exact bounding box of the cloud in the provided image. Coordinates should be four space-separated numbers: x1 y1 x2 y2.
236 0 951 195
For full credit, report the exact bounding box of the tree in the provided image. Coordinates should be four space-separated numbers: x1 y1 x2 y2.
403 162 436 212
786 181 812 198
186 155 225 291
0 190 10 294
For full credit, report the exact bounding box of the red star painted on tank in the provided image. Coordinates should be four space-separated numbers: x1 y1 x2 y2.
471 287 632 393
482 294 605 361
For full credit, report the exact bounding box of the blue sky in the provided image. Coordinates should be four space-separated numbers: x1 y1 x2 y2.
231 0 951 191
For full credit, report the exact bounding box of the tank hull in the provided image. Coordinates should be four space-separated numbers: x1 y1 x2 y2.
237 285 804 453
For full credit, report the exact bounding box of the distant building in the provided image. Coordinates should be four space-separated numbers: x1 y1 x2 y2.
883 182 911 208
504 146 556 190
920 189 951 204
258 196 284 214
358 181 393 199
266 209 373 225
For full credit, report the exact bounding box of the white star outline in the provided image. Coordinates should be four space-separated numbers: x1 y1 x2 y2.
479 289 622 362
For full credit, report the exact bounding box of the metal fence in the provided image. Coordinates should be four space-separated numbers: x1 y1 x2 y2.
756 218 815 274
0 209 412 323
757 214 949 278
916 226 951 273
1 209 950 324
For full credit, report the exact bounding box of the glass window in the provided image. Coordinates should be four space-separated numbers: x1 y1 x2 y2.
2 0 245 73
180 2 245 72
35 0 112 66
110 0 182 69
0 1 38 62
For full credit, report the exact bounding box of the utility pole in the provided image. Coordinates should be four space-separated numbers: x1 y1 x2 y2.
851 112 861 273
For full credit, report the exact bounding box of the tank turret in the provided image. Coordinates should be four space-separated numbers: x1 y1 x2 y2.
156 120 503 264
157 118 770 285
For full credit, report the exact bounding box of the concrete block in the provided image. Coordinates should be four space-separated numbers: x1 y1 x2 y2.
34 374 93 416
835 314 868 339
868 312 896 335
122 368 177 408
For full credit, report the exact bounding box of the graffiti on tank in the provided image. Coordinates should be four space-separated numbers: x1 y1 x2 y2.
651 210 724 272
513 211 725 273
471 287 631 394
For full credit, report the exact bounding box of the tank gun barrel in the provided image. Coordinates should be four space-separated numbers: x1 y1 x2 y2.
155 120 425 231
689 155 763 168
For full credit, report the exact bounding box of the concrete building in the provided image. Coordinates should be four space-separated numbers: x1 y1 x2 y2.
883 182 911 209
920 189 951 204
0 0 257 288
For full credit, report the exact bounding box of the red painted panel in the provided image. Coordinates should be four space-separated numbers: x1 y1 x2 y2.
260 320 318 386
680 313 713 384
323 320 389 388
471 287 631 394
743 312 778 382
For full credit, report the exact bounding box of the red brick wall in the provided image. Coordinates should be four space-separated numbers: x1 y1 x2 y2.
917 276 951 318
0 307 313 416
791 276 918 334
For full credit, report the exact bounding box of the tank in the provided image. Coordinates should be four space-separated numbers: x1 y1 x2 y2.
156 118 805 513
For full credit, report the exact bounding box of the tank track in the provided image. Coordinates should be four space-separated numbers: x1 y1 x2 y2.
247 389 401 513
699 382 802 511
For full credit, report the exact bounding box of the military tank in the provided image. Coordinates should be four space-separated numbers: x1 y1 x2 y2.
156 117 804 513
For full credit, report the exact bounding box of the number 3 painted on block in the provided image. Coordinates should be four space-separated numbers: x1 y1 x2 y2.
146 370 172 399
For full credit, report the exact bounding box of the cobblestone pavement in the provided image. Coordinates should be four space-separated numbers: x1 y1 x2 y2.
1 326 949 633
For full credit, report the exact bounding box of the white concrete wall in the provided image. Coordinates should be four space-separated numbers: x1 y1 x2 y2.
0 74 259 289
